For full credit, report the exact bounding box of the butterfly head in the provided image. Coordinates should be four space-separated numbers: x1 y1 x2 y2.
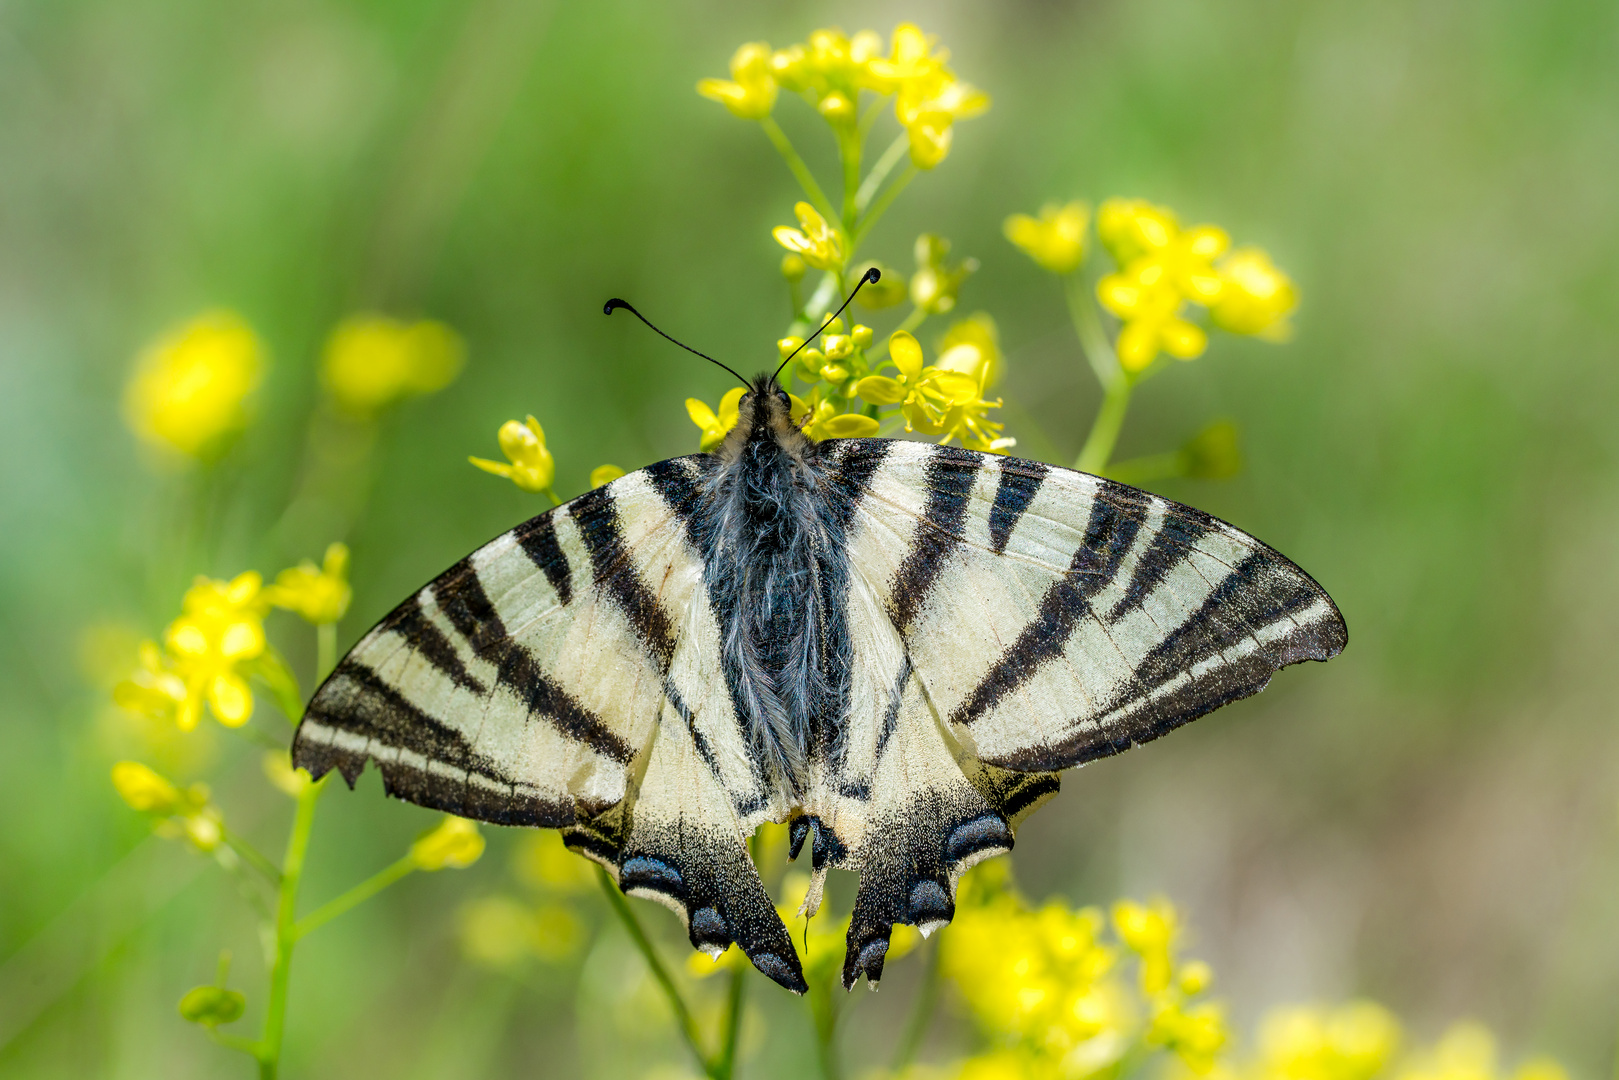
719 373 810 462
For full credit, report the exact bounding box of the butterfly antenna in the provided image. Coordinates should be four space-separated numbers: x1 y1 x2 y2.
772 266 882 383
603 298 751 389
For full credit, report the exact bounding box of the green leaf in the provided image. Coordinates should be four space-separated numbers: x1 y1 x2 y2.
178 985 245 1026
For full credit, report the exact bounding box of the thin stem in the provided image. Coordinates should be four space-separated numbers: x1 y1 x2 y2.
758 117 839 229
316 623 337 684
889 937 942 1071
222 828 282 885
1063 272 1122 391
854 133 909 215
542 486 561 507
715 964 747 1080
294 856 415 941
810 981 843 1080
1075 373 1134 475
852 164 917 247
595 866 715 1078
258 776 325 1079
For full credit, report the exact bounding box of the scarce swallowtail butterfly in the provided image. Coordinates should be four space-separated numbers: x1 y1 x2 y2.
291 272 1347 994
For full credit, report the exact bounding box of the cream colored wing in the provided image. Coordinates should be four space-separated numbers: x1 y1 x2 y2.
292 459 806 991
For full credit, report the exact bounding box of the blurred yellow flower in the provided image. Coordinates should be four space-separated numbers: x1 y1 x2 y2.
112 641 188 726
1255 1002 1402 1080
697 42 778 119
265 542 351 626
262 750 313 798
1097 261 1208 371
866 22 948 90
410 816 485 871
513 830 594 894
1097 198 1228 304
469 415 556 494
799 391 880 440
773 201 844 272
459 895 582 967
910 234 977 315
162 572 270 730
687 387 745 452
123 310 263 460
771 28 884 101
589 464 625 488
111 760 185 815
1211 247 1299 339
897 72 990 169
936 313 1003 390
321 315 464 417
1098 198 1180 266
687 942 750 979
1004 201 1090 275
1112 898 1178 995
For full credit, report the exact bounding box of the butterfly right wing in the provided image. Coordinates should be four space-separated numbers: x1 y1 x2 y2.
292 461 806 991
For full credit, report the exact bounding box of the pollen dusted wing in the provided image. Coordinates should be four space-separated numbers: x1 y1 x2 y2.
806 438 1344 986
291 461 807 992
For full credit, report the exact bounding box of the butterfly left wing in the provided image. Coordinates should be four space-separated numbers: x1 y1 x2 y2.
292 462 806 991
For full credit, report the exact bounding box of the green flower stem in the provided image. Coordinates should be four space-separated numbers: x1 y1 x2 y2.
1075 373 1135 475
595 866 716 1078
758 116 840 230
222 827 282 885
853 164 917 247
854 133 909 215
316 622 337 683
715 964 747 1080
1064 272 1122 392
889 937 942 1072
543 487 561 507
293 855 416 941
810 979 844 1080
257 775 325 1079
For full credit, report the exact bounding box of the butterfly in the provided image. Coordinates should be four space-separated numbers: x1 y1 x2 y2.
291 279 1346 994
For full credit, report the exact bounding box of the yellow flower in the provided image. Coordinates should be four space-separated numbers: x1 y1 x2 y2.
123 310 264 460
1211 247 1298 339
910 234 978 315
773 202 844 272
771 28 884 101
1149 998 1229 1073
111 760 185 815
1097 198 1180 265
590 464 625 488
687 387 745 452
866 22 948 90
321 315 464 417
800 393 880 440
163 572 270 730
1256 1002 1401 1080
856 332 981 437
936 313 1003 390
687 942 751 979
469 416 555 494
1112 898 1178 995
112 641 188 725
1097 198 1228 303
1097 261 1208 371
958 1049 1039 1080
459 896 582 967
513 830 594 894
262 751 313 798
410 816 485 870
897 72 989 169
265 542 351 626
1004 201 1090 275
697 42 778 119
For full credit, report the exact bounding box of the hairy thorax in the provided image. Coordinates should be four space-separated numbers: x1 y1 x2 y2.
700 376 851 799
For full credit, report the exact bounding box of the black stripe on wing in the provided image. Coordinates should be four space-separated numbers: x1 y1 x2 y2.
888 446 980 630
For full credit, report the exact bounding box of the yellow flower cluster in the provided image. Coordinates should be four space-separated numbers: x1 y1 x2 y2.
124 310 264 461
700 24 988 170
409 816 486 871
111 760 226 854
941 866 1224 1080
1095 198 1298 371
113 548 350 732
1003 197 1299 374
322 315 465 418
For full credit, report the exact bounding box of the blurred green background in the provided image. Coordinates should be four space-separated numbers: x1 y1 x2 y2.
3 0 1618 1076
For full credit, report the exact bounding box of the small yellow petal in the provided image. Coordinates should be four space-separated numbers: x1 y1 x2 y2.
889 331 924 382
589 464 625 488
468 456 515 479
816 413 879 439
854 375 907 405
411 816 485 870
111 761 184 814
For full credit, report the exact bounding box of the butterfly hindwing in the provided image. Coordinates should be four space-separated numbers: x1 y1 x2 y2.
292 460 807 991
